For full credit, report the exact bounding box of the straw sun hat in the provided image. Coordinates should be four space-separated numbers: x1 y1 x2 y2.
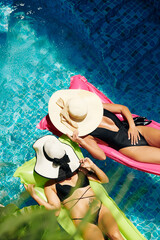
33 135 80 180
48 89 103 136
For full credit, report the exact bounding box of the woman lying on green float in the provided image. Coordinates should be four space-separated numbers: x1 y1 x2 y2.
24 135 124 240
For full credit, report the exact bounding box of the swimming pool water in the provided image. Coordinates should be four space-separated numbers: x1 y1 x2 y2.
0 1 160 239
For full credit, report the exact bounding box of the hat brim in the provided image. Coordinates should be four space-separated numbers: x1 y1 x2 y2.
48 89 103 136
33 135 80 179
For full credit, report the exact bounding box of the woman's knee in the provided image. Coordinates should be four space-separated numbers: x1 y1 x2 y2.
107 230 123 240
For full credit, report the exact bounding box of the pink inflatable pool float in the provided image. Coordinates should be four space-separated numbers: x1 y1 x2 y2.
37 75 160 175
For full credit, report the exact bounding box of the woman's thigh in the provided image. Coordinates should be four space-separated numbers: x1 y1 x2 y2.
98 205 123 240
120 145 160 164
73 220 104 240
137 126 160 147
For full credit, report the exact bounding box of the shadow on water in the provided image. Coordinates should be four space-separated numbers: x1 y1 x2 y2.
11 0 115 92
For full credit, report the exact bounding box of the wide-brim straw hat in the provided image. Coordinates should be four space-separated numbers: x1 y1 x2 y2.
33 135 80 180
48 89 103 136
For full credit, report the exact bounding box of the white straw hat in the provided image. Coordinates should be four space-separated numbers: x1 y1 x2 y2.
33 135 80 180
48 89 103 136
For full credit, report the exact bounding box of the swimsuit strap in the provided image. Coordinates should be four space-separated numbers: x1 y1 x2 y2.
65 186 91 210
63 195 95 205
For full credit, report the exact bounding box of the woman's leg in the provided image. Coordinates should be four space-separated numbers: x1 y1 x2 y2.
120 145 160 164
74 220 105 240
98 205 124 240
119 126 160 164
137 126 160 148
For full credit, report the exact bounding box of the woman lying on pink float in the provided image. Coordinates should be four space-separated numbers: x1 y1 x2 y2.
48 88 160 165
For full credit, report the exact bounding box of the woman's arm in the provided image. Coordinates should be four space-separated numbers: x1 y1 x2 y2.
24 183 61 216
67 132 106 160
103 103 140 145
79 158 109 183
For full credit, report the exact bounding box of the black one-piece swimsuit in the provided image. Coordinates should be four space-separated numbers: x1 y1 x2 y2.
90 109 149 151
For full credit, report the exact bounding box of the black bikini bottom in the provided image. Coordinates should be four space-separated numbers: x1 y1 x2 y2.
72 202 102 225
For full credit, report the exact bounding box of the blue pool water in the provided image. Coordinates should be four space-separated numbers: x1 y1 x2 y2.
0 0 160 239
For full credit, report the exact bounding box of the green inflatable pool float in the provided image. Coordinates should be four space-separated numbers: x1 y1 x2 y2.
14 135 146 240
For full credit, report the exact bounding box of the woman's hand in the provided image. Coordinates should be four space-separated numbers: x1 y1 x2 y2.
80 158 109 183
79 157 94 172
128 126 140 145
66 130 84 146
24 184 36 197
68 130 106 161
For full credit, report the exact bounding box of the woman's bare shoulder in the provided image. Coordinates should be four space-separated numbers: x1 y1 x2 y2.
44 179 57 189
